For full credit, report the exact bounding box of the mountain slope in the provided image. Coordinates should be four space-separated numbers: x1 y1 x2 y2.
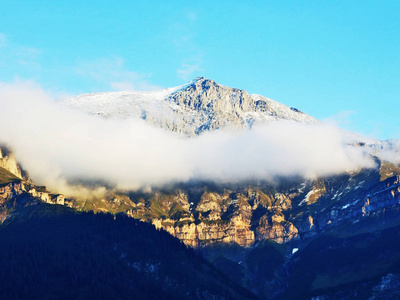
0 204 255 299
58 78 400 249
64 77 318 136
2 77 400 299
63 77 399 164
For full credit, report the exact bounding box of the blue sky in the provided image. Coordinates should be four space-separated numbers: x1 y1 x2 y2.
0 1 399 140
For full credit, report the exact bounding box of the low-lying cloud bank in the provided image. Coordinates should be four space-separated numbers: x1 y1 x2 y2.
0 81 376 197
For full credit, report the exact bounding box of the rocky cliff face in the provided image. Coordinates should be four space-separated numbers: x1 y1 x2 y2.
4 77 400 249
1 137 399 250
26 185 65 205
1 148 398 250
363 175 400 216
167 77 319 135
0 181 38 223
124 187 295 247
3 77 400 299
0 146 67 222
115 160 400 247
64 77 318 136
0 147 27 181
166 78 262 134
0 179 66 223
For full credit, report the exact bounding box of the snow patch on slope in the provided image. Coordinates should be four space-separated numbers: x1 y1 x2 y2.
63 78 319 136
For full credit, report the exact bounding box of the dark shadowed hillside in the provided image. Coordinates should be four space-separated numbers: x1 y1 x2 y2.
0 204 254 300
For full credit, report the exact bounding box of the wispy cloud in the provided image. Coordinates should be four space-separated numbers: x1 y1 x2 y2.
0 81 376 198
324 110 357 127
166 12 205 82
0 34 42 70
17 47 42 68
177 57 203 81
75 57 162 91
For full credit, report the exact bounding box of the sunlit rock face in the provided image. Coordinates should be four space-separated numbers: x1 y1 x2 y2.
114 164 400 247
3 77 400 249
64 77 318 136
3 137 400 248
0 146 66 223
0 147 25 180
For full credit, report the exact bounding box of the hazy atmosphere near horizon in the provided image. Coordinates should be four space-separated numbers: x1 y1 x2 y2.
0 0 399 140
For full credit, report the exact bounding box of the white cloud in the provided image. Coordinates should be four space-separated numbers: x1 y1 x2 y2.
75 57 162 91
377 150 400 165
0 81 376 198
324 110 357 127
177 58 203 81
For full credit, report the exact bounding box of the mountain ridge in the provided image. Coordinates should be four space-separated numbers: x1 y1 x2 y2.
64 77 319 136
2 77 400 298
63 77 400 165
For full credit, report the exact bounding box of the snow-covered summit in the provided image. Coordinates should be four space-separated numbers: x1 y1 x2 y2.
63 77 318 136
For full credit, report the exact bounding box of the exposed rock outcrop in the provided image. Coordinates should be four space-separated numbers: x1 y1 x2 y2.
119 162 400 247
27 186 65 205
0 147 67 222
0 181 38 223
0 147 25 180
255 215 298 243
363 175 400 216
64 77 318 136
0 181 24 203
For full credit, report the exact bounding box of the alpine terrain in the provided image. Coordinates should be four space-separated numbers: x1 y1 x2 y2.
1 77 400 299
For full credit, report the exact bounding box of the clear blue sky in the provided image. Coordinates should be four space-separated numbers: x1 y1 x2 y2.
0 1 399 140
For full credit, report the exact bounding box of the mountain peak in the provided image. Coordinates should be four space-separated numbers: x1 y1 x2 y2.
192 76 205 82
64 77 319 135
169 77 252 111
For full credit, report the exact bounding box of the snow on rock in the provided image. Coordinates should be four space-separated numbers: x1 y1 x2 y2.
299 188 323 206
62 77 400 164
341 131 400 165
63 77 319 136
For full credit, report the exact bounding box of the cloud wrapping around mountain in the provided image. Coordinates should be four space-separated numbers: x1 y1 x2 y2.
0 81 375 196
